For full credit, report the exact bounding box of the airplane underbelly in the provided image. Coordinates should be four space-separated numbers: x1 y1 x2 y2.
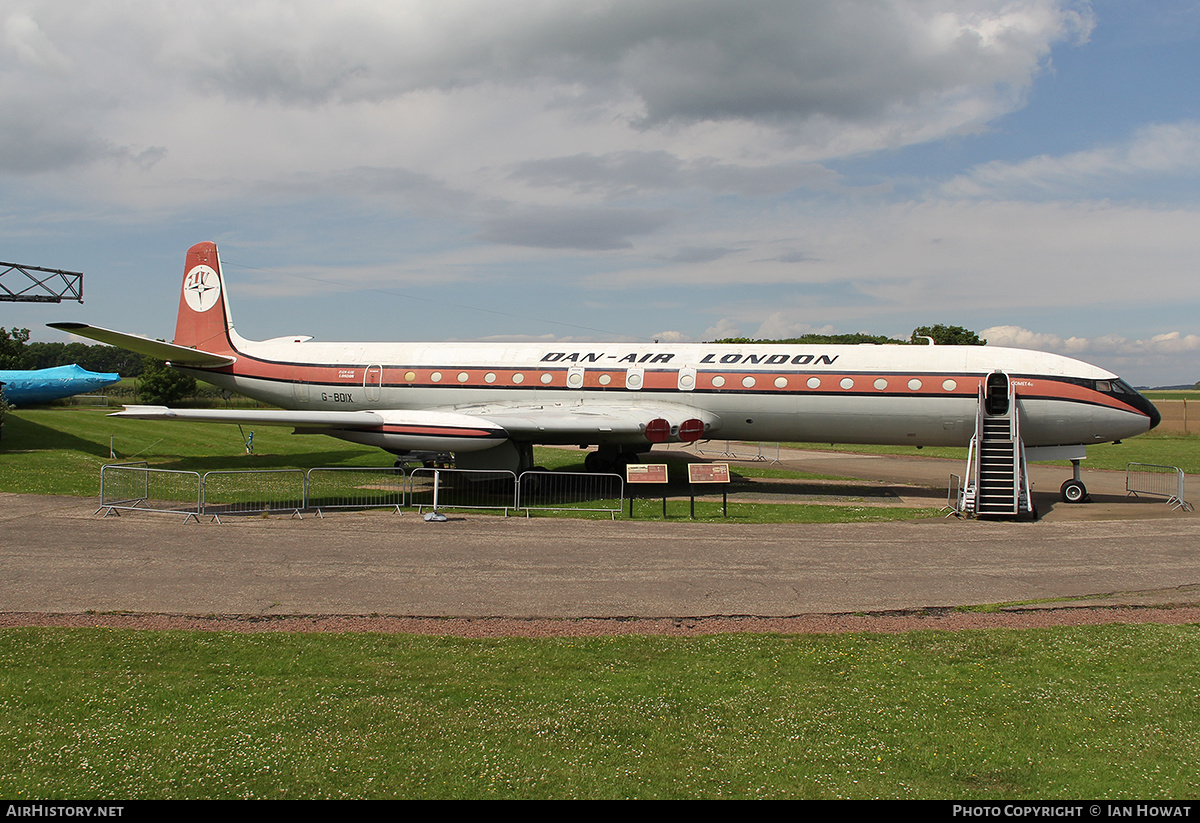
714 394 976 447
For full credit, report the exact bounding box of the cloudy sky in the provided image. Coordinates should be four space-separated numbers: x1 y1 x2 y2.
3 0 1199 385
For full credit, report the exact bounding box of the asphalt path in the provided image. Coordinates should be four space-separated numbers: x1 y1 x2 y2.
2 447 1198 618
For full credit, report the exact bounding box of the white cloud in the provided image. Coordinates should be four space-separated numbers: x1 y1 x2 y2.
943 121 1200 199
702 318 744 340
3 12 72 74
1 0 1092 190
983 326 1200 386
753 314 838 340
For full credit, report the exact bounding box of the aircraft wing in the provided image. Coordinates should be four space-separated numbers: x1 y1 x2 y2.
111 399 720 450
111 406 389 426
47 322 235 367
110 406 509 453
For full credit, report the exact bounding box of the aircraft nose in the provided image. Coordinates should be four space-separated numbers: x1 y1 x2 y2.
1133 390 1161 430
1146 397 1162 430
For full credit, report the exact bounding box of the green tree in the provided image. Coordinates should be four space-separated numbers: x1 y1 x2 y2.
0 327 31 369
713 333 901 345
910 324 986 346
23 340 144 376
137 357 196 405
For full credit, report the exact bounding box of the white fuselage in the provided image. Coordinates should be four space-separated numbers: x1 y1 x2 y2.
180 333 1156 450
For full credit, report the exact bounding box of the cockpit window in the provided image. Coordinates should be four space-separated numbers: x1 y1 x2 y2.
1026 375 1142 396
1102 379 1138 396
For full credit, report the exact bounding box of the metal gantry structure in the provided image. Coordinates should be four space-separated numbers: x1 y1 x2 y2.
0 261 83 303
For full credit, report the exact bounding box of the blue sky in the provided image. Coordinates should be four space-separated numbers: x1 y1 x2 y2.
3 0 1200 385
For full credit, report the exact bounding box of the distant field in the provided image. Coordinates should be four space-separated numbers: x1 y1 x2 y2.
1144 390 1200 401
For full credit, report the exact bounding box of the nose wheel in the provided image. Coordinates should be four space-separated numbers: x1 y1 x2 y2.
1060 478 1089 503
1059 458 1091 503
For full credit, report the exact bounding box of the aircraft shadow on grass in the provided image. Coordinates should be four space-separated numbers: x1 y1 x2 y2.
2 415 115 459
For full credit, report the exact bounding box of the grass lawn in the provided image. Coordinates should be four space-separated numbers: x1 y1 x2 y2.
2 624 1197 799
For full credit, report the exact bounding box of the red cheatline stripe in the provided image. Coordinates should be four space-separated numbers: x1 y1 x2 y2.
214 358 1146 415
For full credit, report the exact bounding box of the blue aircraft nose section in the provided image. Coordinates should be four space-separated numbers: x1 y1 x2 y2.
0 365 122 406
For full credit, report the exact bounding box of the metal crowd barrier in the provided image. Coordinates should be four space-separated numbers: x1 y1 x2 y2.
945 473 963 517
408 467 519 516
306 466 407 516
693 440 782 464
201 469 307 522
1126 463 1193 511
517 470 624 518
98 462 203 522
99 463 628 522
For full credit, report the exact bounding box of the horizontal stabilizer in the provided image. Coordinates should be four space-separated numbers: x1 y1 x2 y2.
47 323 235 367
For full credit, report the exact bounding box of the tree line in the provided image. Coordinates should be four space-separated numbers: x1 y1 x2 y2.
713 324 986 346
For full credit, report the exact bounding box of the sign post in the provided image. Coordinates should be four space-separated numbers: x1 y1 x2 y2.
687 462 731 518
626 463 669 518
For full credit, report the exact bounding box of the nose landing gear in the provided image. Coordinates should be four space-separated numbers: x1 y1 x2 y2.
1060 459 1090 503
1060 478 1089 504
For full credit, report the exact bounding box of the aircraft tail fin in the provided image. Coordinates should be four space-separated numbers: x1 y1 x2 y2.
174 241 239 355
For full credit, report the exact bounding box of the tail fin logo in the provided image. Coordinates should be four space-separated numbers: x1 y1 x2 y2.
184 265 221 313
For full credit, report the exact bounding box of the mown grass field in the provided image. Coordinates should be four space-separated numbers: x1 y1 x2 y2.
2 625 1199 799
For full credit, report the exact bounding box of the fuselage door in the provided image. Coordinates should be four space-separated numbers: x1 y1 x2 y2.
985 371 1009 416
364 365 383 402
292 366 310 403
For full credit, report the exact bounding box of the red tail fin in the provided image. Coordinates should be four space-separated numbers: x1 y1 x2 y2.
174 241 237 354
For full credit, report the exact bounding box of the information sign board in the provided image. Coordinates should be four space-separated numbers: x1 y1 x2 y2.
687 463 730 484
627 464 669 483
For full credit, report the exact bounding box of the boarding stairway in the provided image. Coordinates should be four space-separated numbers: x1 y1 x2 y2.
960 372 1035 519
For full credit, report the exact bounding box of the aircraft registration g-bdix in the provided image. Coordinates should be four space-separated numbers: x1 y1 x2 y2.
51 241 1160 508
